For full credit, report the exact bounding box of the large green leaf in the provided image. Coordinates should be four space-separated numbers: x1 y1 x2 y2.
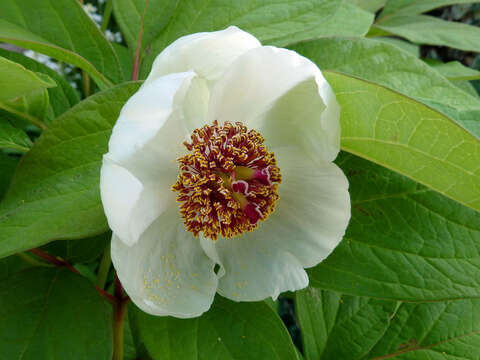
117 0 374 78
379 0 478 18
0 267 112 359
374 15 480 53
0 82 141 259
352 0 386 13
112 43 133 81
0 254 32 280
308 153 480 301
296 287 480 359
0 20 114 90
130 296 299 360
373 37 419 56
0 48 79 117
124 309 140 360
112 0 178 57
368 299 480 359
430 61 480 81
1 88 52 128
454 81 479 98
0 119 32 153
290 38 480 210
0 0 125 88
0 153 18 201
0 56 55 102
330 71 480 211
296 287 398 360
41 232 110 264
291 37 480 137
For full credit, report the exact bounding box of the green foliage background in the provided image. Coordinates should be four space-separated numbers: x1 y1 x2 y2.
0 1 479 359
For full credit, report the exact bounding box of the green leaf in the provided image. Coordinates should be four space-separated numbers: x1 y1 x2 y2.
352 0 386 13
309 152 480 301
0 267 112 359
328 71 480 211
116 0 374 78
368 299 480 359
290 37 480 141
429 61 480 81
112 43 133 81
290 38 480 138
379 0 478 18
374 15 480 53
0 0 125 88
124 309 140 360
130 296 299 360
373 37 420 56
0 254 32 280
0 20 114 90
0 153 18 200
112 0 178 57
0 119 32 152
296 287 398 360
0 56 55 102
0 82 141 259
1 88 52 127
453 80 479 98
0 48 79 117
40 232 110 263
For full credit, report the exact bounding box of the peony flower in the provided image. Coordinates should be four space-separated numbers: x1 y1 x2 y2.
100 26 350 318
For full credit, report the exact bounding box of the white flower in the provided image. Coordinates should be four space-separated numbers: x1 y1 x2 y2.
100 26 350 318
82 3 102 26
105 29 123 43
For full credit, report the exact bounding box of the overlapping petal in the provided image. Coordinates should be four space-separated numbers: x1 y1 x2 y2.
207 46 341 162
201 147 350 301
103 27 350 317
108 71 200 180
101 71 209 246
111 209 218 318
145 26 261 86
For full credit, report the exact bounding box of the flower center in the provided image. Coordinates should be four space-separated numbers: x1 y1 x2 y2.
172 121 281 240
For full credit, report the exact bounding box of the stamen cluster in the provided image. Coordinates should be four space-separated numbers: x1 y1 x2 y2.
172 121 281 240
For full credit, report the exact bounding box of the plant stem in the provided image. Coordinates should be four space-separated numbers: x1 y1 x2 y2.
100 0 113 33
96 242 111 289
112 275 129 360
0 103 46 130
29 248 117 305
17 252 53 267
131 0 149 81
113 299 128 360
82 70 91 97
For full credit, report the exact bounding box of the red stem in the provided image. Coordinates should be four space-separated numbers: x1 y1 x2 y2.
29 248 117 305
112 274 130 360
114 274 124 300
131 0 149 81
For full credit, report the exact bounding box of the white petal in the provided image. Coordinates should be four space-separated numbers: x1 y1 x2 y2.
261 146 351 268
111 209 218 318
100 156 175 246
100 156 142 246
201 235 309 302
107 71 209 181
145 26 261 86
101 72 209 245
258 75 340 163
208 46 340 162
201 147 350 301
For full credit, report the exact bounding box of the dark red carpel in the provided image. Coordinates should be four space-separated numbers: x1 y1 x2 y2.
253 167 272 186
244 203 262 224
231 180 249 194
